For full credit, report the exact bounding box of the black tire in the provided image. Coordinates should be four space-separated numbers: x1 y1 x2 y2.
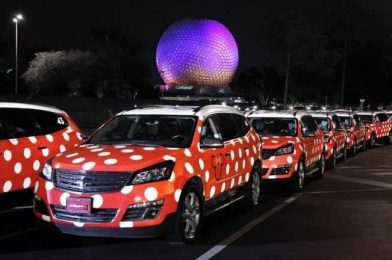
167 184 203 244
290 160 305 192
340 146 347 162
242 169 262 210
368 133 376 148
386 131 392 145
315 153 326 179
327 148 337 169
361 139 366 152
348 141 357 157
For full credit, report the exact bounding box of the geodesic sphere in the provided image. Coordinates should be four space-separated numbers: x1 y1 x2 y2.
156 19 239 87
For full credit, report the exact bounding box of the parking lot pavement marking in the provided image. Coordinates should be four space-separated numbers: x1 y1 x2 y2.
336 165 392 169
371 172 392 176
353 169 392 172
196 194 303 260
0 227 39 241
305 188 391 194
326 174 392 189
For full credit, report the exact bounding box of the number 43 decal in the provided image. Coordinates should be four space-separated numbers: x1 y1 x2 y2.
57 117 65 125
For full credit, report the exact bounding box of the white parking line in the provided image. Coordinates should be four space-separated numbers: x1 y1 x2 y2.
353 169 392 172
196 194 302 260
337 165 392 169
371 172 392 176
305 188 391 194
326 174 392 189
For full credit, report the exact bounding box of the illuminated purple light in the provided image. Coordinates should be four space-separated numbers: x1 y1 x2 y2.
156 19 239 87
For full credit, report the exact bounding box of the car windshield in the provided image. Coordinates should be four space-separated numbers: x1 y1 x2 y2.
250 118 297 137
387 113 392 119
87 115 197 148
359 115 373 124
339 116 352 128
314 117 330 131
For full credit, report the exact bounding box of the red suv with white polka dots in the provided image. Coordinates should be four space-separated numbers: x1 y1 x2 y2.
358 111 392 147
247 110 325 192
0 103 83 193
34 105 262 243
310 112 347 169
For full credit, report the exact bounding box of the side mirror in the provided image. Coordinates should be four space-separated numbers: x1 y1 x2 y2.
200 137 224 149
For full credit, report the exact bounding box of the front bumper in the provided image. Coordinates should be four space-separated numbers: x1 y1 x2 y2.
55 213 175 238
33 175 178 236
261 156 299 181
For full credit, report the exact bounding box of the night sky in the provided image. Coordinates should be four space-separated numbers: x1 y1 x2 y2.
1 0 392 104
1 0 383 72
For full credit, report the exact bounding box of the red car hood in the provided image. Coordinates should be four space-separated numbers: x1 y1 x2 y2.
261 136 298 149
52 144 182 172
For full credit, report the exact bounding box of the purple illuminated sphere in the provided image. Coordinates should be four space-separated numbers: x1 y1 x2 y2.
156 19 239 87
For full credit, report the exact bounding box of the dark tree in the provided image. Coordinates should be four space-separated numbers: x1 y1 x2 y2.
262 12 340 108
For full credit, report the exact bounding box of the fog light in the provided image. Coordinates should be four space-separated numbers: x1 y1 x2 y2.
123 200 164 221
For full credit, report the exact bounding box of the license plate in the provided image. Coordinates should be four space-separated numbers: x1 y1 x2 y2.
66 197 92 214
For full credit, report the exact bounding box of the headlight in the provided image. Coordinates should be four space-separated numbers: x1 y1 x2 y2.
275 144 294 155
130 161 174 185
41 162 53 181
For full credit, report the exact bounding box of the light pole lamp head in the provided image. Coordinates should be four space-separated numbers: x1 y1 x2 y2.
16 14 23 20
12 18 18 23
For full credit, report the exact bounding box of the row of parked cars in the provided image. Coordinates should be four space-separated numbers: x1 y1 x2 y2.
1 102 392 243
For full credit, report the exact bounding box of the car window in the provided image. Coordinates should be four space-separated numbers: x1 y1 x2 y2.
332 115 342 129
87 115 197 148
201 117 222 141
375 113 388 122
250 117 297 137
359 115 373 124
230 114 250 138
30 110 69 135
353 115 362 127
314 117 330 131
301 116 318 134
339 116 352 128
0 108 39 139
209 114 236 141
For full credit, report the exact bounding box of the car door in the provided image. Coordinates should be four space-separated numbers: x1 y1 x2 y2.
375 114 386 138
331 115 346 152
200 116 224 200
207 114 236 192
0 108 42 192
353 115 365 143
300 116 318 169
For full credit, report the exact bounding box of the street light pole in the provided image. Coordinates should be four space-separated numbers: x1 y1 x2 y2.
13 14 23 96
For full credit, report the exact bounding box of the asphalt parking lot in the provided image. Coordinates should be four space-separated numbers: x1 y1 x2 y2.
1 144 392 260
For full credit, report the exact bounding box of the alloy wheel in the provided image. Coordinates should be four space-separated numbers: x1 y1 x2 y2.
251 172 261 205
181 192 201 240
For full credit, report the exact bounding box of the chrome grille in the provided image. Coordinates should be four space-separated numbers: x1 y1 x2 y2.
54 169 131 193
51 205 117 223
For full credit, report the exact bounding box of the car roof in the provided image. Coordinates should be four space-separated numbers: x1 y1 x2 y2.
357 111 388 116
332 110 354 117
0 102 65 114
119 105 243 118
246 110 310 119
308 111 336 119
356 111 374 116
